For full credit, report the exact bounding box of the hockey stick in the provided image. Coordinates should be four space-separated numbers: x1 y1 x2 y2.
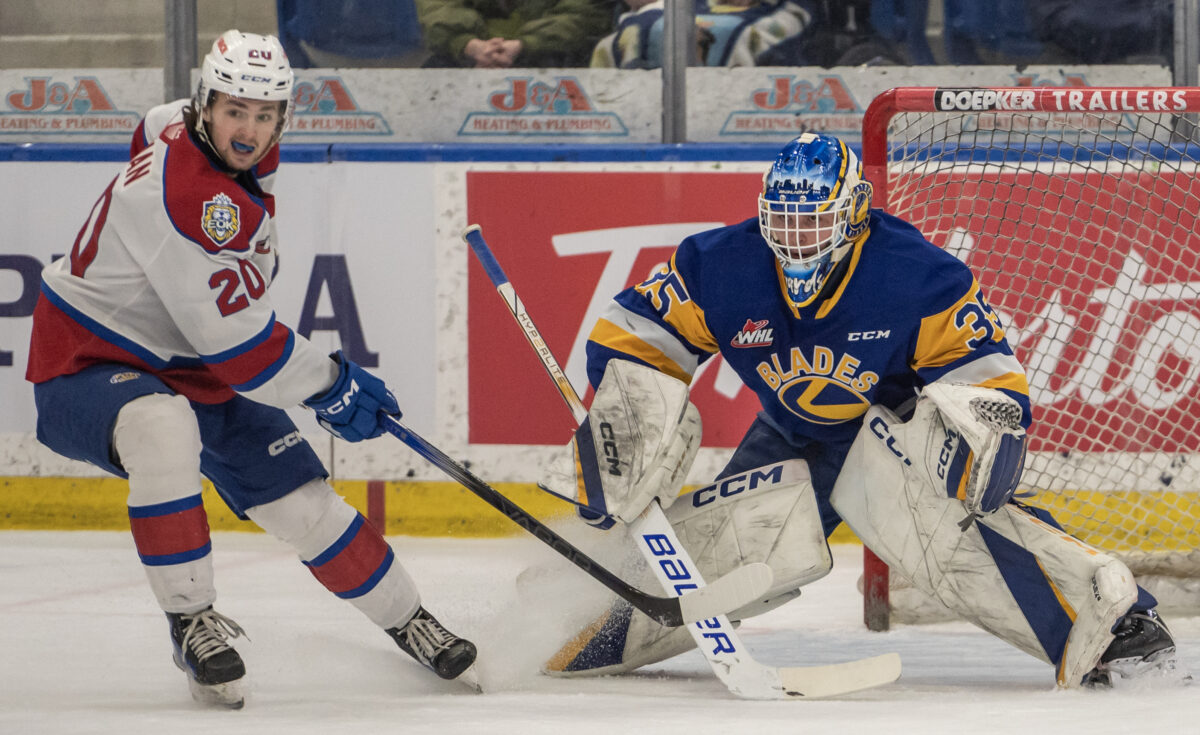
463 223 902 699
380 415 768 628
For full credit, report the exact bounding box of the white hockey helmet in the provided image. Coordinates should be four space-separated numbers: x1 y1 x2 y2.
195 30 294 139
758 133 873 304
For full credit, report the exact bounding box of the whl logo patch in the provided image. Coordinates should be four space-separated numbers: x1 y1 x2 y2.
732 318 774 348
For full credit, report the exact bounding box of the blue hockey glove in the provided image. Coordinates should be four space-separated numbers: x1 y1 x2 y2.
304 351 400 442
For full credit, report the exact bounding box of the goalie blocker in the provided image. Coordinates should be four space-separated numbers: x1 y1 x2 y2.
830 383 1139 687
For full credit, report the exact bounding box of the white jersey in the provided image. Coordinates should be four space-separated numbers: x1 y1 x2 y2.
27 99 337 407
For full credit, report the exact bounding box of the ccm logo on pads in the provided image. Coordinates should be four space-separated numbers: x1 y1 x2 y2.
599 422 622 476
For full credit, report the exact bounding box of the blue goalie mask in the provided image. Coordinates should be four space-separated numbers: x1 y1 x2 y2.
758 133 873 304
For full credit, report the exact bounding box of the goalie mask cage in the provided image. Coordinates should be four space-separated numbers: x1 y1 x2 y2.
860 87 1200 631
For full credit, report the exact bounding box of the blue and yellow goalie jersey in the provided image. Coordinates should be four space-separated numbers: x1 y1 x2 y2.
585 210 1031 446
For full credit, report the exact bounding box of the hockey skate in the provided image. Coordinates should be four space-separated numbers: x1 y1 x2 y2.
1084 610 1189 687
167 607 247 709
387 607 480 690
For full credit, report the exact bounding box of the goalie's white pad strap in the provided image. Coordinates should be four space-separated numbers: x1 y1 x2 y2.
545 459 830 676
831 405 1136 688
541 360 701 525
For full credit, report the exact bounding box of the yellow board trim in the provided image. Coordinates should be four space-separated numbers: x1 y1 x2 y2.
4 478 1198 553
0 477 572 536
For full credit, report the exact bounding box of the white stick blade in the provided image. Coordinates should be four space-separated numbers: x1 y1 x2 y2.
776 652 902 699
677 562 773 624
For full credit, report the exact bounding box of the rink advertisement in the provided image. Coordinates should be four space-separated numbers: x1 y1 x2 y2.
462 167 1200 463
0 70 159 140
0 65 1168 144
0 158 442 482
4 152 1200 490
464 169 767 449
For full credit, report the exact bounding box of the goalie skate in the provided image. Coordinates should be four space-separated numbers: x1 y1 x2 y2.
167 607 246 709
1084 610 1190 688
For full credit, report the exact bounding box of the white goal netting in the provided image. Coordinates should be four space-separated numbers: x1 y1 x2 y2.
863 87 1200 621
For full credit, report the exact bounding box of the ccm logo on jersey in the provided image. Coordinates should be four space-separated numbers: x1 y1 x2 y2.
731 318 774 348
598 422 622 476
848 330 890 341
268 430 303 456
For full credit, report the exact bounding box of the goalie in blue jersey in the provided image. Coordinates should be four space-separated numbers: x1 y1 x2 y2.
541 132 1186 688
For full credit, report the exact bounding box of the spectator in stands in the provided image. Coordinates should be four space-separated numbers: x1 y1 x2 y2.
415 0 615 68
1029 0 1173 64
276 0 427 67
591 0 817 68
755 0 903 67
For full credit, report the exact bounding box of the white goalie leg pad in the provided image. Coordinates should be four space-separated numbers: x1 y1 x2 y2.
541 360 702 525
545 459 830 677
246 479 420 628
668 459 832 619
113 393 214 613
831 404 1137 687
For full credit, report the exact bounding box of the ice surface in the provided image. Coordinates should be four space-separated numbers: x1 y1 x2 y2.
2 531 1196 735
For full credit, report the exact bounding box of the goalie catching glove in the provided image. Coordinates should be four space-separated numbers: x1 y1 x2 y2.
916 382 1027 524
540 360 701 527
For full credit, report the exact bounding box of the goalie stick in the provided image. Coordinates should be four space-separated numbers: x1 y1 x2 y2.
463 223 902 699
380 415 769 627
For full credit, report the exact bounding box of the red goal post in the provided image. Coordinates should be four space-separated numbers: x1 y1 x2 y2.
859 87 1200 630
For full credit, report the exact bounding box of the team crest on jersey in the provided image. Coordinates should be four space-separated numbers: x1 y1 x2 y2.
732 318 774 348
109 371 142 384
201 193 240 246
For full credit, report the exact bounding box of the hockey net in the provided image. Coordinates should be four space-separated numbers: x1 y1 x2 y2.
860 87 1200 628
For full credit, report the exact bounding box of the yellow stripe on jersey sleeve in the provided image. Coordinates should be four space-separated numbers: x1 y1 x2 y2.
976 371 1031 397
912 279 1007 370
632 254 719 355
937 352 1031 400
589 317 693 384
664 299 718 355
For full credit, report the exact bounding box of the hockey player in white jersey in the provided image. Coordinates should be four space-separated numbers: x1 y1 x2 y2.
25 31 476 708
543 133 1185 689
